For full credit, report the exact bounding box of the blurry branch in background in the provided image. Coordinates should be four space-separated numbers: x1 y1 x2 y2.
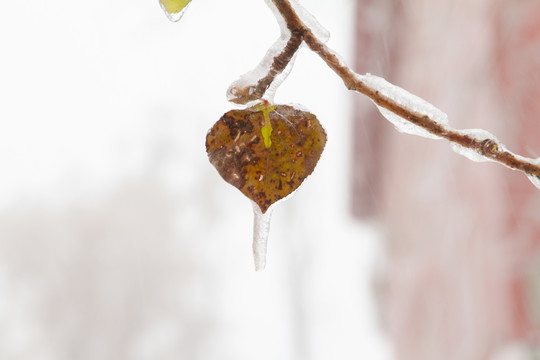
228 0 540 189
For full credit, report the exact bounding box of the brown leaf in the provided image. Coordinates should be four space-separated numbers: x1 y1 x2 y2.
206 104 327 213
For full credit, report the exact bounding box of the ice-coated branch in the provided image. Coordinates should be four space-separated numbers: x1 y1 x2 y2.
259 0 540 188
228 30 304 105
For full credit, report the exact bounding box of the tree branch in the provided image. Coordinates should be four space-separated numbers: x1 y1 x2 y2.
265 0 540 185
228 29 305 105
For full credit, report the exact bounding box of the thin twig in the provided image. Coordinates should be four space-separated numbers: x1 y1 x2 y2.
266 0 540 183
229 30 305 105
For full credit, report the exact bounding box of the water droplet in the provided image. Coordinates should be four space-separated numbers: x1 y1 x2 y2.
252 202 273 271
159 0 190 22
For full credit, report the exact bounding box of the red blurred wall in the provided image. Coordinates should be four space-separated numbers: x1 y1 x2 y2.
352 0 540 359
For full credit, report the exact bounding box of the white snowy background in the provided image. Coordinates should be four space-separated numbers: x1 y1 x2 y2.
0 0 390 359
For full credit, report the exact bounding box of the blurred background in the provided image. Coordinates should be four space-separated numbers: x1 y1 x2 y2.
0 0 538 359
352 0 540 359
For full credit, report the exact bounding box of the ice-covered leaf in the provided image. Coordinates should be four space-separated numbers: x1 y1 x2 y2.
206 104 327 213
159 0 191 22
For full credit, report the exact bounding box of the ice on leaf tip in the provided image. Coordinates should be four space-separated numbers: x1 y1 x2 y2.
159 0 191 22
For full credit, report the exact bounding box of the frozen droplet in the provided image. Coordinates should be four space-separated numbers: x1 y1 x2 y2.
359 74 449 139
252 202 273 271
159 0 190 22
450 129 500 163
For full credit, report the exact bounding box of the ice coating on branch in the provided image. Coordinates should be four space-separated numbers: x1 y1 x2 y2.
252 202 273 271
262 54 298 102
226 36 298 104
450 129 501 163
527 174 540 190
263 0 330 42
450 131 540 189
526 157 540 190
359 74 449 139
288 0 330 42
227 0 330 104
263 0 291 38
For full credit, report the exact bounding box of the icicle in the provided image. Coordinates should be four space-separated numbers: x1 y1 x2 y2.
159 0 191 22
252 202 273 271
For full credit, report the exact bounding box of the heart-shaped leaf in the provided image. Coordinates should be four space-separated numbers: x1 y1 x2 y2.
206 104 327 213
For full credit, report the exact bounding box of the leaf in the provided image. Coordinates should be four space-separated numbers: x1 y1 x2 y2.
206 104 327 213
